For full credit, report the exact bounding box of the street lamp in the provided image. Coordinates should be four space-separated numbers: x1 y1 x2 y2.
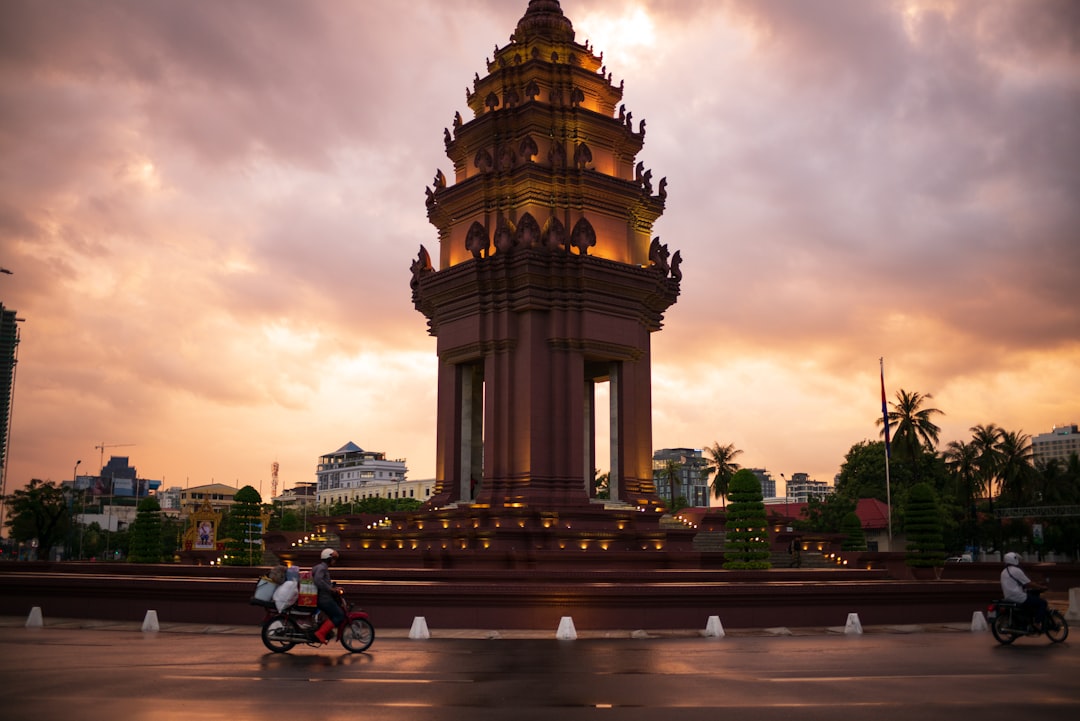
70 460 81 560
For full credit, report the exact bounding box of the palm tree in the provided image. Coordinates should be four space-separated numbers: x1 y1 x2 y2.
996 429 1034 507
877 389 944 462
969 423 1004 501
704 442 743 508
662 459 683 512
943 439 979 547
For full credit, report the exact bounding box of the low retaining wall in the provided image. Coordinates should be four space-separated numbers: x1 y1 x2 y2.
0 563 1001 631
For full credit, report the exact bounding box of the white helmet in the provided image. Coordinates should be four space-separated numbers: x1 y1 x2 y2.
320 548 338 561
1004 551 1021 566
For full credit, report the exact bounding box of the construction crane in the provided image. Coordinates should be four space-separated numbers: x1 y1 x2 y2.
94 442 135 474
271 461 279 499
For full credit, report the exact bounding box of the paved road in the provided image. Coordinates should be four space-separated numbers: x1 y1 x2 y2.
0 622 1076 721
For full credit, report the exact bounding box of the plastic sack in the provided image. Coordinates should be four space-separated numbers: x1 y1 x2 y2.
273 579 299 612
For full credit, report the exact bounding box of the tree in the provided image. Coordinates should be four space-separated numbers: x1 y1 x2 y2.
969 423 1004 501
996 429 1034 507
835 440 894 502
795 494 855 534
3 479 71 560
661 459 683 512
128 496 163 563
593 471 610 500
705 442 742 508
878 389 943 483
943 439 980 549
903 482 946 568
723 469 771 569
840 511 867 551
222 486 263 566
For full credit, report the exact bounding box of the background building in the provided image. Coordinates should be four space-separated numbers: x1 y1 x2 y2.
746 468 778 499
315 441 413 506
784 472 833 503
1031 424 1080 466
652 448 712 507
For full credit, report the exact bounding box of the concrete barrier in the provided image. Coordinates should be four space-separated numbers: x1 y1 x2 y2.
141 610 160 632
844 613 863 635
704 615 725 637
556 616 577 640
1066 588 1080 622
409 616 431 639
970 611 987 632
26 606 43 628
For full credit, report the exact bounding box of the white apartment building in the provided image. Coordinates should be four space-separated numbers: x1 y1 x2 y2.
1031 424 1080 466
315 441 424 506
784 472 833 503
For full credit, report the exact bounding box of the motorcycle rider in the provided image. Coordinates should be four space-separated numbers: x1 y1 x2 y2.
1000 551 1049 630
312 548 344 643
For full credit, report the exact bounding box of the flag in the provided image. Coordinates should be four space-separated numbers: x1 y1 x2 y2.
880 359 891 459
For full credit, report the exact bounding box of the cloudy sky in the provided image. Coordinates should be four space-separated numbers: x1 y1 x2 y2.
1 0 1077 500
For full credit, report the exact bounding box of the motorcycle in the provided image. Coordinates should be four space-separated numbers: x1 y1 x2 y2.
253 587 375 654
986 589 1069 645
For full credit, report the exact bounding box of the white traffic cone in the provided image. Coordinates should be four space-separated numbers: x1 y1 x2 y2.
970 611 988 632
704 615 725 638
25 606 43 628
142 610 160 632
556 616 577 640
844 613 863 635
409 616 431 640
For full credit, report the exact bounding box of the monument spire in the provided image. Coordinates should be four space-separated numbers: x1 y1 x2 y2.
412 0 680 513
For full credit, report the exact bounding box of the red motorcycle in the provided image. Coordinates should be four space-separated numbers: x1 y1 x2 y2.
253 587 375 653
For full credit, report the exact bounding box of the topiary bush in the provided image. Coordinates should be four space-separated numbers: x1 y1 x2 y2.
723 469 771 569
840 511 867 552
904 482 946 567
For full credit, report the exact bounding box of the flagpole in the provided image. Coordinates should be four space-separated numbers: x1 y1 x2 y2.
880 357 893 543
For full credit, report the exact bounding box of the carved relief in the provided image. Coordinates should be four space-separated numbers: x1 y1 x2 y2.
410 245 433 289
570 87 585 107
648 237 670 275
497 144 516 172
485 92 500 111
542 216 566 252
434 169 446 189
569 217 596 255
493 215 516 254
573 142 592 170
548 141 566 168
670 250 683 282
658 177 668 200
524 79 540 101
504 87 520 107
515 212 541 248
465 221 489 259
519 135 539 162
475 148 494 173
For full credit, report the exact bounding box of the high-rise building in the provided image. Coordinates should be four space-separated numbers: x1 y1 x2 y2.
746 468 777 499
1031 425 1080 466
652 448 711 507
0 305 20 487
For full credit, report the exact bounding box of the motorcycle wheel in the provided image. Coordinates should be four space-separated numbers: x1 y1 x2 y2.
1045 610 1069 644
990 614 1018 645
261 617 298 653
340 617 375 653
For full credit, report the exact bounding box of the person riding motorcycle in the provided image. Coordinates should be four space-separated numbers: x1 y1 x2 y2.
312 548 344 643
1000 551 1049 630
